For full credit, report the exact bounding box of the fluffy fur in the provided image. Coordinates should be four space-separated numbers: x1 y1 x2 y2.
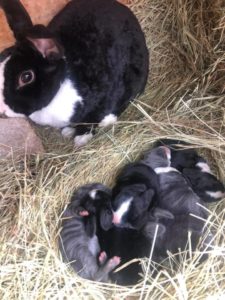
0 0 149 144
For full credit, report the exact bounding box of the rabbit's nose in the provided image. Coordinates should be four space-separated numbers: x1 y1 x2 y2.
112 213 121 225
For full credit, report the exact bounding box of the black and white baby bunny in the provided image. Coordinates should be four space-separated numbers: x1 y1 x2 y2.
111 162 160 229
142 146 208 219
182 157 225 203
154 139 199 172
155 139 225 203
59 183 120 282
0 0 149 146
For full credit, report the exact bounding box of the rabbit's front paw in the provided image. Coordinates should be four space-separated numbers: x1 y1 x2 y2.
99 114 117 128
61 126 76 138
74 133 93 147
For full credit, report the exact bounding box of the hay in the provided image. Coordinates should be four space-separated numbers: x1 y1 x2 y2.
0 0 225 299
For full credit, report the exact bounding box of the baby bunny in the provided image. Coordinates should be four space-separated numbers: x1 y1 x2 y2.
182 157 225 203
155 139 225 203
144 207 212 265
111 162 160 229
0 0 149 146
59 183 120 282
154 139 199 171
98 223 152 286
142 146 208 219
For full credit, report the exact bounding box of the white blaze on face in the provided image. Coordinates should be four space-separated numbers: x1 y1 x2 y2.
112 197 133 225
89 189 97 199
0 56 25 118
154 166 179 174
206 191 225 199
29 79 83 128
0 57 10 114
196 162 212 174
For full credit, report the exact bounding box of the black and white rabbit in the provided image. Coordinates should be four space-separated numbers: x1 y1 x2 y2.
111 162 159 229
154 139 199 171
142 146 208 219
59 183 120 282
182 157 225 203
0 0 149 146
155 139 225 202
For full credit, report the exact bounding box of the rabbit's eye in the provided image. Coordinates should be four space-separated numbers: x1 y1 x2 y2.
18 70 35 88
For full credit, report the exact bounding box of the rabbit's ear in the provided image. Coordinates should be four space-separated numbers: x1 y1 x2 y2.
27 37 64 60
0 0 33 39
24 24 64 60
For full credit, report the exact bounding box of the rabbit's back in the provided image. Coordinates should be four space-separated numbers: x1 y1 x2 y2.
48 0 149 120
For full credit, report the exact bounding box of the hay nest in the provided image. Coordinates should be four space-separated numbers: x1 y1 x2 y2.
0 0 225 298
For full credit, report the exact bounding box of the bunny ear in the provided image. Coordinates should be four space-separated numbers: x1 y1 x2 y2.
27 37 64 60
0 0 33 39
25 24 64 60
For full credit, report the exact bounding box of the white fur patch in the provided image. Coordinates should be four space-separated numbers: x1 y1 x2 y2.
0 57 25 118
99 114 117 127
74 133 93 147
113 197 133 223
0 56 26 118
154 167 179 174
89 189 97 199
0 57 9 113
196 162 212 174
29 79 82 128
206 191 225 199
5 107 25 118
61 126 76 138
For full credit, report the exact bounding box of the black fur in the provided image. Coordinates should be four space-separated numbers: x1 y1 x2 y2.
183 165 225 203
0 0 149 139
0 0 33 39
154 139 199 171
111 162 160 228
96 162 159 285
0 46 15 62
143 146 208 218
155 139 225 202
145 208 211 264
98 225 152 286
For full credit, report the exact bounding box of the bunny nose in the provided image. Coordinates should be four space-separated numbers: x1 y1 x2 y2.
160 146 171 159
112 214 121 225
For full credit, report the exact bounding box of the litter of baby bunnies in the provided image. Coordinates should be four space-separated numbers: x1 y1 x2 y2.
0 0 224 299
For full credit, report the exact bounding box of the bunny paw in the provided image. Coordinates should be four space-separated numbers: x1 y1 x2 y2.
108 256 121 269
74 133 93 147
99 251 107 265
61 126 76 138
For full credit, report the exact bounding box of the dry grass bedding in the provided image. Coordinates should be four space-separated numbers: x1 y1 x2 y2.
0 0 225 299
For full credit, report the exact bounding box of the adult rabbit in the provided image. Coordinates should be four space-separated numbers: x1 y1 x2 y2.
0 0 149 146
